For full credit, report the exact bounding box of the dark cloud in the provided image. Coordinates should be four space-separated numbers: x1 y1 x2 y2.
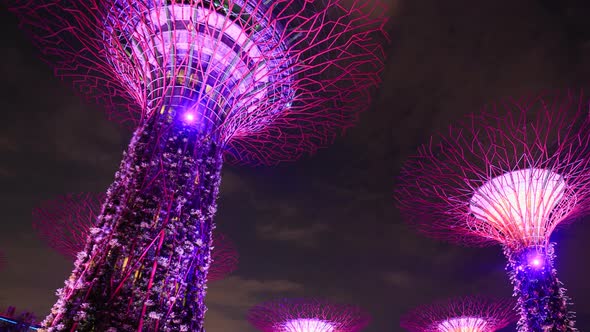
205 277 305 331
256 222 331 248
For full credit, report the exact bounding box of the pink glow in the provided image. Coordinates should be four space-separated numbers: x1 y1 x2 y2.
282 318 334 332
469 168 565 248
130 5 269 104
437 317 488 332
401 296 516 332
248 298 370 332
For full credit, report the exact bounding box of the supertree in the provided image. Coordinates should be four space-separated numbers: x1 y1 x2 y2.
247 298 370 332
32 193 239 281
9 0 388 330
395 90 590 331
400 296 516 332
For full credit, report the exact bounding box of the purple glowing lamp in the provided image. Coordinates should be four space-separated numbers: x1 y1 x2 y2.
395 90 590 331
400 296 516 332
10 0 389 330
248 298 370 332
184 112 196 123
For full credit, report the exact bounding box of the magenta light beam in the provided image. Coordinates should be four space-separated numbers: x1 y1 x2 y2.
400 296 516 332
10 0 388 330
248 298 370 332
395 90 590 331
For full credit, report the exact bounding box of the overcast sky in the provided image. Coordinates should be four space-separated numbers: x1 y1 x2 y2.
2 0 590 331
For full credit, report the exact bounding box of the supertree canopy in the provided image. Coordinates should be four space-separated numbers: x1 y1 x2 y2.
400 296 516 332
395 90 590 331
247 298 370 332
11 0 389 164
32 192 239 281
10 0 388 330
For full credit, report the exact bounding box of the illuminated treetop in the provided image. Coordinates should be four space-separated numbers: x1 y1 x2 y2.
247 298 370 332
32 192 239 281
395 90 590 251
400 296 516 332
10 0 389 165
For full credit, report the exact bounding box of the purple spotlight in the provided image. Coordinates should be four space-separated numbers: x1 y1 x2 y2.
184 112 196 123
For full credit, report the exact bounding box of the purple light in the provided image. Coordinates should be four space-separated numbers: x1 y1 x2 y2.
531 257 542 268
184 112 195 123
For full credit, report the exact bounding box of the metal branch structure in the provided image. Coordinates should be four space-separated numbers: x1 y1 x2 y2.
32 193 239 282
400 296 516 332
395 90 590 331
10 0 388 330
248 298 370 332
206 232 239 282
32 193 105 260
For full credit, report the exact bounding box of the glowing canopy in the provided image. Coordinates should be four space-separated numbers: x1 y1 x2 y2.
281 318 335 332
469 168 566 247
104 0 290 130
437 316 488 332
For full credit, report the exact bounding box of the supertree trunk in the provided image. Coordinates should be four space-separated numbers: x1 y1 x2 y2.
43 108 223 332
505 244 576 332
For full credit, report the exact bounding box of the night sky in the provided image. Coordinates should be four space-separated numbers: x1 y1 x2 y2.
2 1 590 331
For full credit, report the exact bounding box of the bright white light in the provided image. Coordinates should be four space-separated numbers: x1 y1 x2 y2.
131 4 270 114
438 316 488 332
531 257 542 267
469 168 566 246
184 112 195 123
281 318 335 332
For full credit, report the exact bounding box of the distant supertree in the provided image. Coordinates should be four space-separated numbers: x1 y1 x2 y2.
247 298 370 332
400 296 516 332
10 0 389 330
32 193 105 260
0 306 39 332
32 193 239 281
395 90 590 331
206 232 239 282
